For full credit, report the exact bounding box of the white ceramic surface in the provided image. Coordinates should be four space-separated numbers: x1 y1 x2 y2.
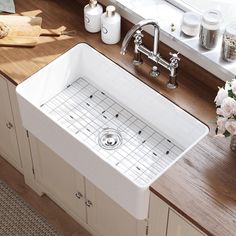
16 43 209 219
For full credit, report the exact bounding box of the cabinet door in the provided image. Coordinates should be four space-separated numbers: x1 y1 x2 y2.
85 179 146 236
0 76 21 170
7 81 37 192
30 137 86 222
148 193 169 236
167 209 205 236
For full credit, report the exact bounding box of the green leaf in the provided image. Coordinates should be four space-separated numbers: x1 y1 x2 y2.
223 130 231 138
228 89 233 97
228 89 236 100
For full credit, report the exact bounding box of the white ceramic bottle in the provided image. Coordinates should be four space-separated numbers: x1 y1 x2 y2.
101 5 121 44
84 0 103 33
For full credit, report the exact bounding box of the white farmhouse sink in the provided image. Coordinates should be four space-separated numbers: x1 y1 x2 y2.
16 43 208 219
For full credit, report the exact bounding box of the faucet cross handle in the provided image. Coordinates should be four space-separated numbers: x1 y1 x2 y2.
133 29 144 45
169 52 180 62
134 29 143 38
169 52 180 68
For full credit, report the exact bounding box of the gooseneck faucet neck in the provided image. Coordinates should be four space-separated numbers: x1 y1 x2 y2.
120 19 159 56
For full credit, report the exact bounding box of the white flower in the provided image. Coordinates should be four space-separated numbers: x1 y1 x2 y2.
216 117 227 132
232 79 236 95
216 108 224 116
225 81 231 91
221 97 236 118
225 119 236 135
214 88 228 106
215 79 236 137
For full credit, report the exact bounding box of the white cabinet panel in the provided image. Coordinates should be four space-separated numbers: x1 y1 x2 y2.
30 138 86 222
167 209 205 236
85 179 146 236
148 193 205 236
0 75 21 170
148 193 169 236
7 81 37 192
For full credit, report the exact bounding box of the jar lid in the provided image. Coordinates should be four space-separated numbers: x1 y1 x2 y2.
106 5 116 17
89 0 97 8
202 9 222 26
182 12 201 27
225 22 236 37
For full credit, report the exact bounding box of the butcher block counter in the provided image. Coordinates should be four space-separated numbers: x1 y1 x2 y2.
0 0 235 235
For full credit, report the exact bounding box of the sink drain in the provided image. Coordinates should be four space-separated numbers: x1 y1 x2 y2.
98 128 122 150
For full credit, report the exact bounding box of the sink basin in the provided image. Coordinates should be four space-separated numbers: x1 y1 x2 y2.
16 43 208 219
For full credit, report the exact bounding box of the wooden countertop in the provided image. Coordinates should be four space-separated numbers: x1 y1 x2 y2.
0 0 235 235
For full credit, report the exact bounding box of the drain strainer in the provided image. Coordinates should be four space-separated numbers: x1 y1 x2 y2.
98 128 122 150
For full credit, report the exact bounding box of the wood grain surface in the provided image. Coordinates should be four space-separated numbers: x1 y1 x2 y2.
0 0 235 236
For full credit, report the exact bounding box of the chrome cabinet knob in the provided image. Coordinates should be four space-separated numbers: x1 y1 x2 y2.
75 192 83 199
85 200 93 207
6 122 13 129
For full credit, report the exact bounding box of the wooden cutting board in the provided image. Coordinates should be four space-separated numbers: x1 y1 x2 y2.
0 15 64 47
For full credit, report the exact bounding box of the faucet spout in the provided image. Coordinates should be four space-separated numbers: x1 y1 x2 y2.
120 19 159 55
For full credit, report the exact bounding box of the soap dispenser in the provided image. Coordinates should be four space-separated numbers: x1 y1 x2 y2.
101 5 121 44
84 0 103 33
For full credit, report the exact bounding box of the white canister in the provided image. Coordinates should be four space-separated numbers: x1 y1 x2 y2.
101 5 121 44
84 0 103 33
181 12 201 37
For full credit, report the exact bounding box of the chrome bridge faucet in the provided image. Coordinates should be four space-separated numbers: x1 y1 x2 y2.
120 19 180 89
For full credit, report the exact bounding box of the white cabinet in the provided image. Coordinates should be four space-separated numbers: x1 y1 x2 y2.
29 136 147 236
30 137 87 223
0 75 35 188
148 193 169 236
167 210 205 236
0 75 21 171
86 179 146 236
148 193 205 236
0 74 42 193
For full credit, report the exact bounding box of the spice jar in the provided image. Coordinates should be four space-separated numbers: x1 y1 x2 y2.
222 22 236 62
199 9 222 50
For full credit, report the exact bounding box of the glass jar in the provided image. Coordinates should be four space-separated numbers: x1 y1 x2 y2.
199 9 222 50
181 12 201 37
222 22 236 62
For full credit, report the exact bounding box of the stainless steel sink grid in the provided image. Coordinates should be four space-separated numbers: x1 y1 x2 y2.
40 77 183 186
